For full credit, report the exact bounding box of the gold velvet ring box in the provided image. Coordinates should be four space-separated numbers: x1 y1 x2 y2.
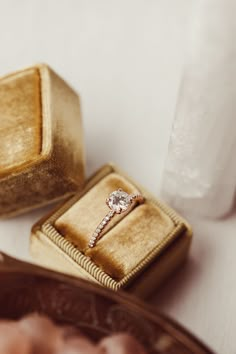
31 164 192 298
0 64 84 217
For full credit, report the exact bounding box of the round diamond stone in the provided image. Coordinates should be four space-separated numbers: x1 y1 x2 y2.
108 189 131 213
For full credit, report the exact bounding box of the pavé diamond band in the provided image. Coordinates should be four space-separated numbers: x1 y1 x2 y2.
88 188 145 248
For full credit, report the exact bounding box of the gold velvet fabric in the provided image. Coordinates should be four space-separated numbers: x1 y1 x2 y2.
55 173 175 281
0 64 85 217
0 68 41 173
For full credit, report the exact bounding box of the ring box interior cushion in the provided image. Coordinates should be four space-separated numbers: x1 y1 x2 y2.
31 164 192 298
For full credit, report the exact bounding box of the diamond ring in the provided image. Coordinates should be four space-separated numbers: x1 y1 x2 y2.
88 188 145 248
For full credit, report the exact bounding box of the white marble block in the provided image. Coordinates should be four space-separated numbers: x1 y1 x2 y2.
162 0 236 218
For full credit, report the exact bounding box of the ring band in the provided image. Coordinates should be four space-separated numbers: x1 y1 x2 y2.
88 188 145 248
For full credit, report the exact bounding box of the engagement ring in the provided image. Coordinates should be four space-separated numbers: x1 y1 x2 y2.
88 188 144 248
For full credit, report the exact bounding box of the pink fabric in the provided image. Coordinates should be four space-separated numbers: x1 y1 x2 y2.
0 314 147 354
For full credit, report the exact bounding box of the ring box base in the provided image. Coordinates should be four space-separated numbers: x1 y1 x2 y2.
30 164 192 298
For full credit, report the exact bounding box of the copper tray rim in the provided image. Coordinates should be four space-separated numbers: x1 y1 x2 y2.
0 252 214 354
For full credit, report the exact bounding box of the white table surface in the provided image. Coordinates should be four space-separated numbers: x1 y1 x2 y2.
0 1 235 353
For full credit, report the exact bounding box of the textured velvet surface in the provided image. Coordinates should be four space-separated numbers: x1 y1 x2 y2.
0 65 85 217
55 173 175 280
0 68 41 172
55 173 138 249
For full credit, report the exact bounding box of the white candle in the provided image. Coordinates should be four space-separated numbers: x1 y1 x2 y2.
162 0 236 218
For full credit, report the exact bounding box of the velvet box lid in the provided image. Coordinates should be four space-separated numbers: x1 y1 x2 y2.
30 164 192 298
0 64 85 218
